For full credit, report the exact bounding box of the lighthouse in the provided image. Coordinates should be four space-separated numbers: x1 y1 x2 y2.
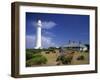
34 20 42 49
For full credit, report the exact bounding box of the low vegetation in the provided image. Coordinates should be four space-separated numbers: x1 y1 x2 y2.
26 49 48 67
26 48 89 67
77 55 85 60
26 54 47 66
56 56 72 64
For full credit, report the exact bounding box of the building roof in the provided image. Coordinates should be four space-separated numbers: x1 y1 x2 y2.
63 42 86 48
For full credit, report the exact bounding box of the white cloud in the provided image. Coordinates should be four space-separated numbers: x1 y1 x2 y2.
26 35 36 48
42 21 56 29
41 36 55 48
42 30 56 37
26 35 56 48
33 21 56 29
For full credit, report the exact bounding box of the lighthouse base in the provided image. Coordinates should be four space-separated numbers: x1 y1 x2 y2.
34 46 42 49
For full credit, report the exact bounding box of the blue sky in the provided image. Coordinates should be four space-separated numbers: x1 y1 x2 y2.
26 12 89 49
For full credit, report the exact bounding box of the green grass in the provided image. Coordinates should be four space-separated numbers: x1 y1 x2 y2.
26 54 47 66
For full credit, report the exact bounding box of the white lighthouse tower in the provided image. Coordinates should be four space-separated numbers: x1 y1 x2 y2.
35 20 42 49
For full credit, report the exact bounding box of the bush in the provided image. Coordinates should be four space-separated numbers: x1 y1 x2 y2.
61 56 72 64
26 52 33 60
56 56 72 64
26 54 47 66
26 49 42 60
77 55 85 60
45 51 50 54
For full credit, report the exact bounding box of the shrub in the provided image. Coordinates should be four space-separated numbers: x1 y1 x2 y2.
26 49 42 60
56 56 64 62
26 54 47 66
77 55 85 60
26 52 33 60
45 51 50 54
62 56 72 64
56 56 72 64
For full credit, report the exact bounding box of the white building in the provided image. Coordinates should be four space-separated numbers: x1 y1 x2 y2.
63 41 88 51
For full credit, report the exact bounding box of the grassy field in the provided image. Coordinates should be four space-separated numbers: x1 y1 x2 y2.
71 52 89 65
26 49 89 67
42 51 89 66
